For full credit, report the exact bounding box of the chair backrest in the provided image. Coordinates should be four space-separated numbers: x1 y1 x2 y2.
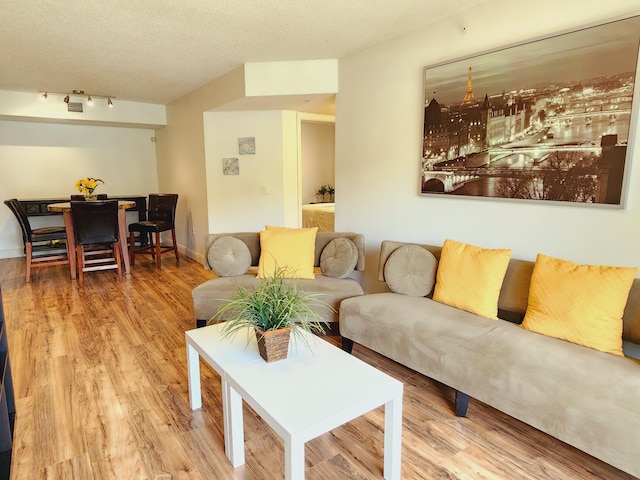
70 194 108 201
4 198 32 243
71 200 119 246
148 194 178 225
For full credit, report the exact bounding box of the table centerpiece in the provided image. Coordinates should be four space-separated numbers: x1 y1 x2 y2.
75 177 104 201
210 266 332 362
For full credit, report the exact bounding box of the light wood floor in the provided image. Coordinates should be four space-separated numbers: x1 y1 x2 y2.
0 255 636 479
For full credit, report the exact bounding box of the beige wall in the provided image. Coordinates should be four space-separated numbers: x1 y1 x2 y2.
154 67 247 263
154 98 208 262
301 122 335 205
151 1 640 281
336 1 640 292
203 110 299 232
0 120 158 258
154 61 338 262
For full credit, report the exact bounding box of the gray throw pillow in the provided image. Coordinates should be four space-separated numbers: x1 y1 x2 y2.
207 236 252 277
384 245 438 297
320 238 358 278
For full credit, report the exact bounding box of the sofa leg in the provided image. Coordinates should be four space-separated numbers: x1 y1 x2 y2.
455 390 470 417
341 337 354 353
196 319 207 328
324 323 341 336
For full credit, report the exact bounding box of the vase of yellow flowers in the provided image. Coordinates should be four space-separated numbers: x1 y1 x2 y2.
75 177 104 201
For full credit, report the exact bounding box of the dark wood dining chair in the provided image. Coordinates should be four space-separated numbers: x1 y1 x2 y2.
4 198 69 282
71 200 122 287
128 194 179 268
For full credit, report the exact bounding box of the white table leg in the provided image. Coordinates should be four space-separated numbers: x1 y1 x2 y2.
225 381 245 467
222 378 231 459
186 342 202 410
383 395 403 480
285 437 305 480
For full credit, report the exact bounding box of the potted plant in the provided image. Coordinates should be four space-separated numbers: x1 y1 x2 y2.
327 184 335 202
315 184 329 202
211 266 332 362
315 184 335 203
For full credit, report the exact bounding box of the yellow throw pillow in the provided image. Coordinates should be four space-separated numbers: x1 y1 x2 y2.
432 239 512 319
265 225 299 231
257 227 318 279
521 254 638 356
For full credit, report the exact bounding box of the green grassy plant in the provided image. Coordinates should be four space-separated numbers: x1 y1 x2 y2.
211 266 333 345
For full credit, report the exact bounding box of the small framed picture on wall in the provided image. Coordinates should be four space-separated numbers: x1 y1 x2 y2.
238 137 256 155
223 158 239 175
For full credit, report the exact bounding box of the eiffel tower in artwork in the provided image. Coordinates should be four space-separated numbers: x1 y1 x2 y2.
462 66 475 105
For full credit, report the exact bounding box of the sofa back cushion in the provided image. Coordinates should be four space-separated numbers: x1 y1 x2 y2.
205 231 365 273
623 279 640 344
378 240 640 344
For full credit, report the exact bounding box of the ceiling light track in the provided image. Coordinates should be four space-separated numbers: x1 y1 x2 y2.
38 90 116 108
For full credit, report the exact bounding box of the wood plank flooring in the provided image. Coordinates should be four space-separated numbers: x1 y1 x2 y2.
0 256 636 479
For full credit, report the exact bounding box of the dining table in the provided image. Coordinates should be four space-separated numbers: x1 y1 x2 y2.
47 200 136 280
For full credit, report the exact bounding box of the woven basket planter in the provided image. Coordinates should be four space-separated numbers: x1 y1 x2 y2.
255 327 291 362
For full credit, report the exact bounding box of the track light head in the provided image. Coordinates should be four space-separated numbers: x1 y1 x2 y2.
38 89 115 108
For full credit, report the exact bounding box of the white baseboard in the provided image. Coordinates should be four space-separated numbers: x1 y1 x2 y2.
178 244 204 265
0 249 24 260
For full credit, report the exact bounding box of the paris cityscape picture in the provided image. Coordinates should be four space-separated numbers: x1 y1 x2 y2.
421 15 640 207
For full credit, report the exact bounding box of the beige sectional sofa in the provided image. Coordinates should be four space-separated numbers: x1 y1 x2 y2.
339 240 640 478
192 231 365 328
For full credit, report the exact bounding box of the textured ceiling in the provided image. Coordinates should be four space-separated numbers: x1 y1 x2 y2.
0 0 487 106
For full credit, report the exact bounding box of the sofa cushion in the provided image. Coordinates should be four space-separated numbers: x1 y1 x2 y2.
521 253 638 356
192 274 363 323
384 245 437 297
257 227 318 279
320 238 358 278
207 236 252 277
338 292 640 478
433 238 511 319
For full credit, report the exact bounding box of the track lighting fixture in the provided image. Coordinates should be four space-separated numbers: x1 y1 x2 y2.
37 90 115 108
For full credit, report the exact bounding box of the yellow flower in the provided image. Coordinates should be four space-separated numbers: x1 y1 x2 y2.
75 177 104 194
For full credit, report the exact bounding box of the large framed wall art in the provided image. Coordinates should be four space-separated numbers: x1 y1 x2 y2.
420 16 640 208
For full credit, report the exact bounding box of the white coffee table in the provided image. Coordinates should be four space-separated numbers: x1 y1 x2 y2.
185 323 403 479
